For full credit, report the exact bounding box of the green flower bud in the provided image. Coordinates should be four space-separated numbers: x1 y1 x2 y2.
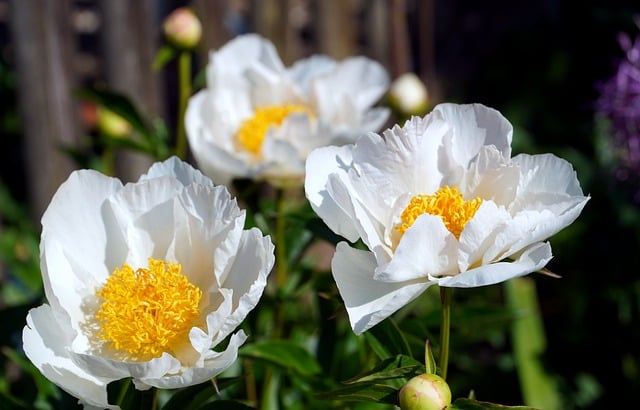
399 373 452 410
97 107 131 138
162 7 202 50
388 72 429 117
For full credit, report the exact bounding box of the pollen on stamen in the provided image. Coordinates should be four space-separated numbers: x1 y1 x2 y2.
95 258 202 361
237 104 314 154
396 186 482 239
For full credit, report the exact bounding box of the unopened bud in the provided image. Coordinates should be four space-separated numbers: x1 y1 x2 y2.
388 72 429 117
399 373 452 410
97 107 131 138
162 7 202 50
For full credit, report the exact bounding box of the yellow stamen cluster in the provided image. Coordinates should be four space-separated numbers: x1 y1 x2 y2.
237 104 313 154
95 258 202 361
397 186 482 239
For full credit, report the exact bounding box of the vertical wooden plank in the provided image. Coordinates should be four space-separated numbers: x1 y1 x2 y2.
8 0 81 224
252 0 290 61
388 0 411 77
315 0 357 59
364 0 391 70
415 0 440 102
98 0 162 181
194 0 233 53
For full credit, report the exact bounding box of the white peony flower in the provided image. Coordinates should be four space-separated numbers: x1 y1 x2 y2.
23 157 274 409
305 103 589 335
185 34 390 186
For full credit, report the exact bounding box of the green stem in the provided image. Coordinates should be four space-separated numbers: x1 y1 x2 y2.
102 145 115 176
175 50 191 159
439 286 453 380
272 188 289 339
275 188 288 291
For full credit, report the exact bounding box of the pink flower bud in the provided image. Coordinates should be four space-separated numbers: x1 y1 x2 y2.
162 7 202 50
399 373 452 410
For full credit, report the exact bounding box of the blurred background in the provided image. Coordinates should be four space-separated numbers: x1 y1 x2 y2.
1 0 640 409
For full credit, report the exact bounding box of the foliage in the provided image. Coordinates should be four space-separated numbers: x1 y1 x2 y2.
1 3 639 410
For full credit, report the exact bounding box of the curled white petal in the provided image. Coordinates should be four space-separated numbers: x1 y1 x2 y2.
332 242 434 334
23 305 117 409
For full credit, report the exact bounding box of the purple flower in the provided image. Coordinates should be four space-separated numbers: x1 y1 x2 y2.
597 31 640 185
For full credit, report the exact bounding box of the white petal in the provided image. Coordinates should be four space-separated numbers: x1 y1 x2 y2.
434 103 513 170
462 145 519 206
175 184 245 290
376 214 458 282
216 228 274 343
190 288 234 360
362 116 448 202
40 170 123 295
325 171 388 253
105 179 184 267
185 91 250 185
305 145 360 242
140 156 213 187
275 112 317 155
458 201 512 271
70 351 181 382
332 242 433 334
436 241 552 288
261 138 305 180
39 239 95 348
288 55 336 94
212 34 285 76
513 153 585 197
358 107 391 136
23 305 117 409
311 57 389 119
137 331 247 389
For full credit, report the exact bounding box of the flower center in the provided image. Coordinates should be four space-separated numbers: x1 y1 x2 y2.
396 186 482 239
237 104 312 154
95 258 202 361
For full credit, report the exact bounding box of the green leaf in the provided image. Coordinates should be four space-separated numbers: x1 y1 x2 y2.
197 400 256 409
317 355 424 404
239 340 322 377
450 398 539 409
315 382 399 404
153 45 177 71
424 340 436 374
364 318 412 360
342 355 424 385
504 278 562 410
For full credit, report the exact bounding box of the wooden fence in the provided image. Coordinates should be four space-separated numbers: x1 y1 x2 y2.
4 0 436 225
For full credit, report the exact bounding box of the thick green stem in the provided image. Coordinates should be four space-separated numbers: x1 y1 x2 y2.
272 188 288 339
439 286 453 380
275 188 288 291
175 50 191 159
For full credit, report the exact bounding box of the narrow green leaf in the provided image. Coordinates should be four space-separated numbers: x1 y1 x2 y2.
364 317 412 360
424 340 436 374
342 355 424 385
153 45 177 71
315 382 399 404
450 398 539 409
239 341 322 377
